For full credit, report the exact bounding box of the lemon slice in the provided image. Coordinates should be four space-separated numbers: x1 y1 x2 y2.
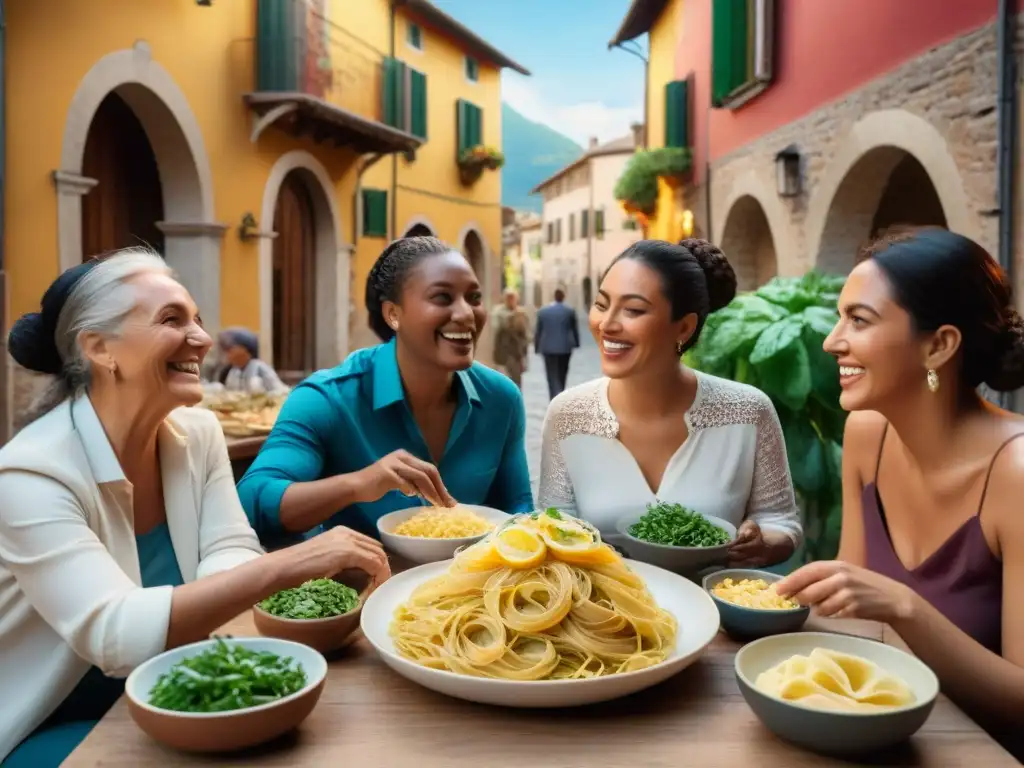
494 525 547 569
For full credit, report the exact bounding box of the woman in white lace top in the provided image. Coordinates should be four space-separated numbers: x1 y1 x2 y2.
538 239 802 567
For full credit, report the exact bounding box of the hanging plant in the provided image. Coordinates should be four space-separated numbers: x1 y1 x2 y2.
458 145 504 185
613 147 691 216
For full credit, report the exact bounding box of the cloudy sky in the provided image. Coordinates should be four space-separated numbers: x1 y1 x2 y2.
429 0 647 146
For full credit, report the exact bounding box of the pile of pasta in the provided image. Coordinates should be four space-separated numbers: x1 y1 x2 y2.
755 648 916 712
200 391 287 438
712 577 800 610
393 506 493 539
390 510 678 680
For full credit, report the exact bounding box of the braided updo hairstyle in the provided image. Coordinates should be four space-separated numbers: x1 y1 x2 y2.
608 238 737 353
862 227 1024 393
364 236 453 341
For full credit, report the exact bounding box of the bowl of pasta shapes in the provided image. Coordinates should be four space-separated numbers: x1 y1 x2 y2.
615 502 737 575
735 631 940 756
252 569 372 654
361 509 721 708
377 504 511 564
702 569 809 638
125 636 327 753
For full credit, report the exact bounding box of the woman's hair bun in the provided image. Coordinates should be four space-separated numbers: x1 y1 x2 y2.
679 237 737 312
985 308 1024 392
8 312 62 374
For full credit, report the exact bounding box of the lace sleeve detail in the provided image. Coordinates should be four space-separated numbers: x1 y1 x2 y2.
537 380 618 514
747 394 803 547
537 403 576 514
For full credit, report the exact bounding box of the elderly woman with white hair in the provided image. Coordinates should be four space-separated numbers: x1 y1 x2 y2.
0 249 390 766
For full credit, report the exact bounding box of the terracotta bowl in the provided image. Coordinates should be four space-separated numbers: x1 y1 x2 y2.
125 637 327 753
252 569 372 654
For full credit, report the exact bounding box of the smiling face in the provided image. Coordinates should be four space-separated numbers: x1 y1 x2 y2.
385 250 486 371
590 258 696 379
87 272 212 410
824 260 937 411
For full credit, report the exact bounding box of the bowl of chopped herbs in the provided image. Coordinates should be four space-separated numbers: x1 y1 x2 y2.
616 502 737 574
253 571 370 653
125 636 327 752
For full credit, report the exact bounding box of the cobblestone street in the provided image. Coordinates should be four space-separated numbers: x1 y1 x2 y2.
520 334 603 497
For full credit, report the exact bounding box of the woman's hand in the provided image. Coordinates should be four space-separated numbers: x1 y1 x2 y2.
727 520 772 567
775 560 917 623
284 526 392 590
353 449 456 508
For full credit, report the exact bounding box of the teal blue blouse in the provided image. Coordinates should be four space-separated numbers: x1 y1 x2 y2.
2 524 184 768
238 338 534 545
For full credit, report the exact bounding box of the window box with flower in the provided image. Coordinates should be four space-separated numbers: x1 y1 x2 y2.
458 145 504 185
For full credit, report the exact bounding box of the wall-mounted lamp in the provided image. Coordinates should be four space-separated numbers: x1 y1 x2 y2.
238 212 277 242
775 144 802 198
680 209 694 238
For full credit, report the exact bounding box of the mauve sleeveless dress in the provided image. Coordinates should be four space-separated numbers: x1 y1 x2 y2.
862 426 1022 761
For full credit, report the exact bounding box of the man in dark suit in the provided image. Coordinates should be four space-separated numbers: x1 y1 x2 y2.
534 288 580 399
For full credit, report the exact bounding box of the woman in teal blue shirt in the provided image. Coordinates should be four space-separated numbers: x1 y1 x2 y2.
238 236 535 544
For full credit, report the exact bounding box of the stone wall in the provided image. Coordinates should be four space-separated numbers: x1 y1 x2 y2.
682 20 1005 281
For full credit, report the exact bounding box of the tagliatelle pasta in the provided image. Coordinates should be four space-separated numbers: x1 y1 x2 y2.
389 510 678 680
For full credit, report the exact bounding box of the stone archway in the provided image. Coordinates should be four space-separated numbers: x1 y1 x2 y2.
718 195 779 291
459 226 488 290
401 216 437 238
713 169 798 277
260 150 349 369
56 42 224 327
807 109 972 274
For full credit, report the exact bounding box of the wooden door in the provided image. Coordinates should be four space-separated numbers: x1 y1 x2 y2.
272 172 317 378
81 93 165 259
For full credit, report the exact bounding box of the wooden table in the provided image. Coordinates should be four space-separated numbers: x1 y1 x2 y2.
64 613 1018 767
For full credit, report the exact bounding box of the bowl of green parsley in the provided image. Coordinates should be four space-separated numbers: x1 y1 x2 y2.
616 502 737 574
253 571 370 653
125 636 327 752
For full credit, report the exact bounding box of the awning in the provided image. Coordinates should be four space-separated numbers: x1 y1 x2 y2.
244 92 424 154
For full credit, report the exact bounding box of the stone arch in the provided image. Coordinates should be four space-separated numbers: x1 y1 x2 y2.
718 195 779 291
457 223 490 295
259 150 349 369
400 216 437 237
807 109 972 275
56 42 224 326
713 170 798 277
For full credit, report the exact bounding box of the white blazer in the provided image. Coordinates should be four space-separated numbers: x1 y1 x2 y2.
0 396 264 760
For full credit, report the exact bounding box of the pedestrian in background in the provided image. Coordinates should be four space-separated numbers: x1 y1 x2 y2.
491 288 531 389
534 288 579 399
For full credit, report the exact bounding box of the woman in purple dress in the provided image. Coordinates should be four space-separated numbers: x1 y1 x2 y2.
777 228 1024 757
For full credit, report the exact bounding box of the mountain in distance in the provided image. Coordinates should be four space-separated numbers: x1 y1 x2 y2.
501 103 582 213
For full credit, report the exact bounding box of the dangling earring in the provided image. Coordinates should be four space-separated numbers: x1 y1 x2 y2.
926 368 939 393
390 319 399 331
675 340 685 356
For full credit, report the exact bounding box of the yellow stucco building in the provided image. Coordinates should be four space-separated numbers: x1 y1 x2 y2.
1 0 527 438
609 0 691 243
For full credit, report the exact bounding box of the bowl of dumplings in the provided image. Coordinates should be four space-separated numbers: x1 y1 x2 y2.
734 631 939 756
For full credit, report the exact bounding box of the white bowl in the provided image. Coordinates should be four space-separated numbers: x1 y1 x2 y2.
360 558 720 708
735 632 940 755
377 504 510 564
615 513 737 574
125 637 328 752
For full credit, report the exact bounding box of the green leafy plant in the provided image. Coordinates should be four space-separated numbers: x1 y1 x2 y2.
613 147 691 216
684 271 848 563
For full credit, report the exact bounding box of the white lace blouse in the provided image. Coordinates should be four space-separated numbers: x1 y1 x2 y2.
537 371 802 547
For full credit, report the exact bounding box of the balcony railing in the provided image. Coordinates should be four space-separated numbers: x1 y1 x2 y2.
256 0 385 125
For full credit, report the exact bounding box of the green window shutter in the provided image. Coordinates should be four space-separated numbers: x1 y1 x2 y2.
362 189 388 238
711 0 751 106
382 57 408 130
595 209 605 239
410 70 428 139
581 209 589 238
664 79 690 148
456 99 468 155
470 103 483 147
256 0 299 92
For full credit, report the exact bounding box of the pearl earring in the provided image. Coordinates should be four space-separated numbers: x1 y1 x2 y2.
926 368 939 393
